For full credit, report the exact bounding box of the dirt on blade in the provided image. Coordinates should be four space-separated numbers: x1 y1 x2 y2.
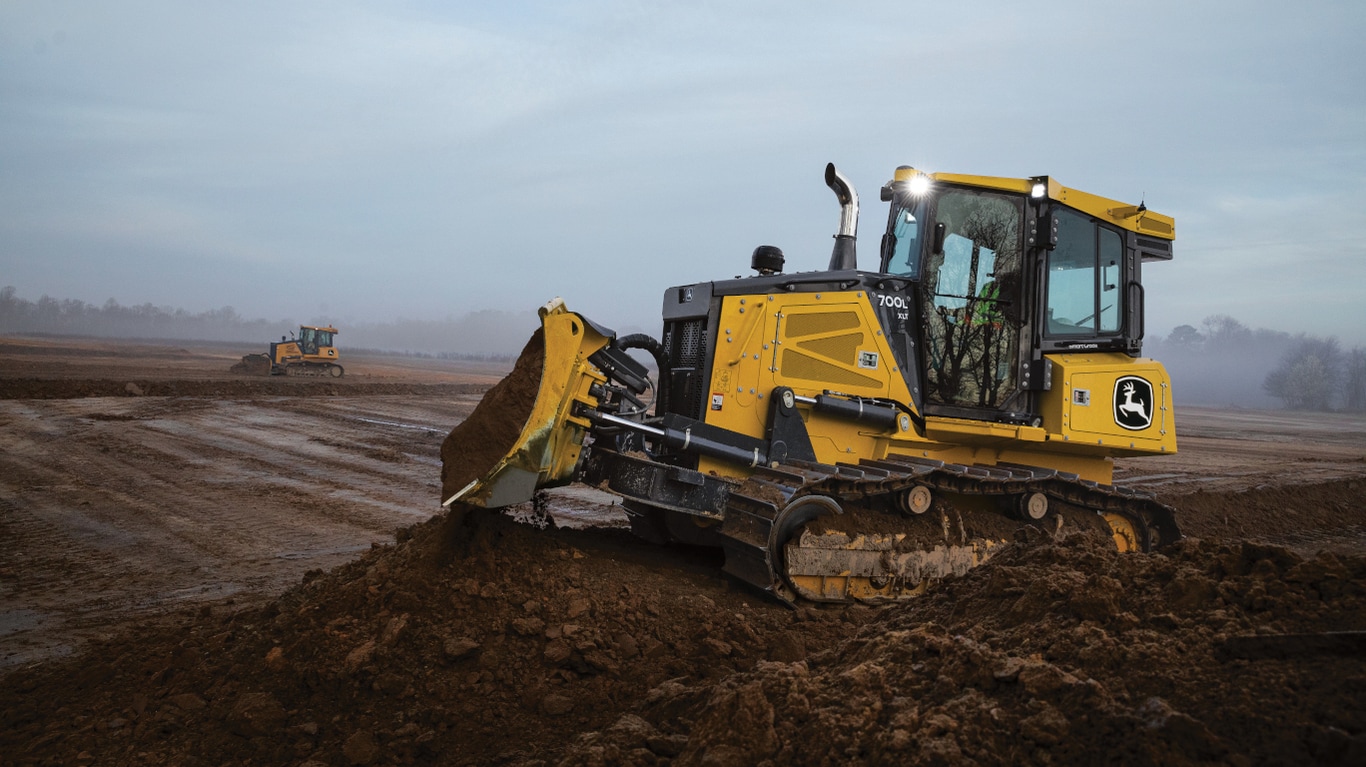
439 328 545 503
229 353 273 376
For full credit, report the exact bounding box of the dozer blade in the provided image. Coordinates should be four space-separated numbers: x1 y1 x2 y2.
440 298 612 509
231 353 273 376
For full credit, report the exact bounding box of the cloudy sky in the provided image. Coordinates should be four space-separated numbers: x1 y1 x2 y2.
2 1 1363 345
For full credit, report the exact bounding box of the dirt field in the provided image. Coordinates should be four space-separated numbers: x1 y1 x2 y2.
2 335 1365 766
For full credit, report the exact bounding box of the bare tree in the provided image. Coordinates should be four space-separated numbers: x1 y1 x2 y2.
1262 335 1342 411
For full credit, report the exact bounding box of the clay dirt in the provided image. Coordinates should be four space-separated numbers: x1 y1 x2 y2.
2 334 1365 766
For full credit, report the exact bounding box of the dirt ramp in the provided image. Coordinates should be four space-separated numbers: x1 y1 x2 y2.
440 329 545 502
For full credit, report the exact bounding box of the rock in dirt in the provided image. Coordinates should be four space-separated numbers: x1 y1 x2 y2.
227 691 287 738
343 729 381 765
443 636 481 659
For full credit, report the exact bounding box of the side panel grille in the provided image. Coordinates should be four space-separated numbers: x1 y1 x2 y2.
785 311 860 337
781 348 879 388
663 318 707 419
796 333 861 365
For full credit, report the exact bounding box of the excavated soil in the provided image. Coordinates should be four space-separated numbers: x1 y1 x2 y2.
439 330 545 503
3 335 1366 766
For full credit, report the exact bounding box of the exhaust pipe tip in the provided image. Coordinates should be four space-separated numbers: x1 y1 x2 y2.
825 163 858 271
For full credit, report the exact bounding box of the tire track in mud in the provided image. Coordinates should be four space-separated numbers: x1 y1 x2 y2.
0 394 482 666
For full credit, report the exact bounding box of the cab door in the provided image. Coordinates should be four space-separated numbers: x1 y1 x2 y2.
1039 208 1131 352
920 187 1026 412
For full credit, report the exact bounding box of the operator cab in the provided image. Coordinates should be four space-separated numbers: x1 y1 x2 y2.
297 325 337 355
878 168 1174 423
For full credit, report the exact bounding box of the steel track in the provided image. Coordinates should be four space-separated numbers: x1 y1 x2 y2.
714 454 1180 604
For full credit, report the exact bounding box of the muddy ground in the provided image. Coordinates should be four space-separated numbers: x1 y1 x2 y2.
1 335 1365 766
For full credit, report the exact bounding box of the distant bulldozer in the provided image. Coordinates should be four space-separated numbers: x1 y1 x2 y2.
232 325 343 377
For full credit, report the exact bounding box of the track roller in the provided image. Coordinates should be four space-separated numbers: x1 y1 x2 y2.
1016 492 1049 521
896 484 933 515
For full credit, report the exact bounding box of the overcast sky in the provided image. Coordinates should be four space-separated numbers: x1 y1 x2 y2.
2 1 1364 346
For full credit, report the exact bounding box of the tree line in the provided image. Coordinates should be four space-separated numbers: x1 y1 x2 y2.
1146 315 1365 412
2 287 1361 411
0 286 289 344
0 286 536 358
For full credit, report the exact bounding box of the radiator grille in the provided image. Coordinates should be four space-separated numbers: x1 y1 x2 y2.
669 319 706 367
663 318 707 419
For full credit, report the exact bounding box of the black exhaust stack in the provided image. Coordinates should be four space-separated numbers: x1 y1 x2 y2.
825 162 858 271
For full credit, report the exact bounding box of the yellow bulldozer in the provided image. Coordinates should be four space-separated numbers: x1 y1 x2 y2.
442 163 1180 604
234 325 343 377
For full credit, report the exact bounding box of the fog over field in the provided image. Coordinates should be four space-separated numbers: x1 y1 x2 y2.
6 285 1360 411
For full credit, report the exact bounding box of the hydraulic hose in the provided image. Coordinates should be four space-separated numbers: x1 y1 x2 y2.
616 333 670 412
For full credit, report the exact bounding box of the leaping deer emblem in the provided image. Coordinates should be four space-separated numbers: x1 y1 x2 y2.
1118 381 1149 423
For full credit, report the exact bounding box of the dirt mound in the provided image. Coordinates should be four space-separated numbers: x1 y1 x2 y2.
1168 477 1366 548
440 329 545 502
4 500 1364 766
0 505 851 766
559 530 1366 766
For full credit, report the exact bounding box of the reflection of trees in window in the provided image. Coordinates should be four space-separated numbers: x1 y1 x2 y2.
922 192 1023 408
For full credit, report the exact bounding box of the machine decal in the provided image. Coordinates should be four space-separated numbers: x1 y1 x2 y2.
874 293 911 321
874 293 910 310
1114 376 1154 430
711 393 724 411
858 351 879 370
1072 389 1091 406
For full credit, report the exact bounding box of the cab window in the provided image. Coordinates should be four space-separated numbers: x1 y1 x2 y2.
1045 210 1124 337
921 188 1023 409
885 207 923 277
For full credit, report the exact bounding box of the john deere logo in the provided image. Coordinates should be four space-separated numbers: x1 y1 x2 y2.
1114 376 1154 431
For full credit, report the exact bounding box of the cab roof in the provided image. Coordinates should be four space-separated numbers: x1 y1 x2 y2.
891 166 1175 241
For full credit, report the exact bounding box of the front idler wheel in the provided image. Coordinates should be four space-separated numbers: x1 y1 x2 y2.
767 495 843 603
